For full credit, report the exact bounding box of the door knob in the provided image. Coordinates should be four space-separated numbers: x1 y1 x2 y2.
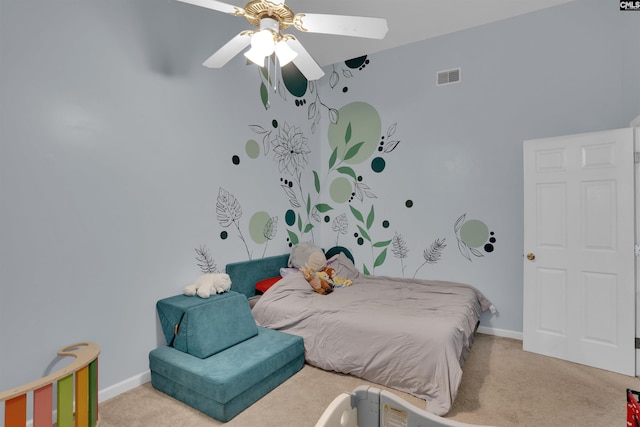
526 253 535 261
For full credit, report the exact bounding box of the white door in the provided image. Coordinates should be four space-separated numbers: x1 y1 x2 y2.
523 128 635 376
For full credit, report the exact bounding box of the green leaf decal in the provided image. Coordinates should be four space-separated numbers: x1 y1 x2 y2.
304 223 314 233
357 225 371 242
366 205 375 229
315 203 333 213
297 213 303 232
287 229 299 245
373 239 392 248
344 141 365 161
363 264 370 275
349 205 364 223
260 82 269 110
374 248 388 267
345 122 352 144
329 147 338 169
336 166 357 180
306 194 311 215
313 170 320 193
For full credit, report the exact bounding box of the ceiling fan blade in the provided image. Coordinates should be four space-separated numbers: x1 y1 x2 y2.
286 37 324 81
175 0 242 15
203 32 252 68
294 13 388 39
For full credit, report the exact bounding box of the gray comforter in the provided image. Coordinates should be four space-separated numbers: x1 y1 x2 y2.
252 254 493 415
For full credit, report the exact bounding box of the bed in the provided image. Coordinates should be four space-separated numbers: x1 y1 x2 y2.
225 246 493 416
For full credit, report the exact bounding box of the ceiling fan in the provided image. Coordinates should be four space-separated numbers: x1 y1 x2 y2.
176 0 389 81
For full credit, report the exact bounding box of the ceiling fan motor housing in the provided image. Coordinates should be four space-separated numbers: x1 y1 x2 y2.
243 0 294 29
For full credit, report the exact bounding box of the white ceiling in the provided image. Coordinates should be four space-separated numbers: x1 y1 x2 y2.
184 0 575 67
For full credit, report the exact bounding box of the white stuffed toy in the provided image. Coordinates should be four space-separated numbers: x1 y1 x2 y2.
184 273 232 298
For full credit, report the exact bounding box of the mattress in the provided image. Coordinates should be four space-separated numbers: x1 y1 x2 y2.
252 253 493 415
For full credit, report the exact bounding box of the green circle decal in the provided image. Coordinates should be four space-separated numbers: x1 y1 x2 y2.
345 56 367 69
459 220 489 248
285 209 296 226
249 211 271 244
327 102 381 165
245 139 260 159
371 156 385 173
329 177 352 203
281 62 307 97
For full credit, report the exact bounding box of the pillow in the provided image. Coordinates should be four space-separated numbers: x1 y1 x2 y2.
255 276 282 293
288 241 325 268
280 267 300 277
329 252 360 281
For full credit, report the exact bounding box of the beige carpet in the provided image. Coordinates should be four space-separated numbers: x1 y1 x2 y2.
98 334 640 426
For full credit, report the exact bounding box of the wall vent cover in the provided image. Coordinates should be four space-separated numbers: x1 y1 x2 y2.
437 68 461 86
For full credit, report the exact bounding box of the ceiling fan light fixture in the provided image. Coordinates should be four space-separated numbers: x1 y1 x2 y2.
243 46 266 66
177 0 388 81
274 40 297 66
250 28 276 56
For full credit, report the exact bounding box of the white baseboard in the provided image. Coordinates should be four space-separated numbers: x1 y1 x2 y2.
95 330 523 405
91 329 521 406
477 325 523 341
99 370 151 403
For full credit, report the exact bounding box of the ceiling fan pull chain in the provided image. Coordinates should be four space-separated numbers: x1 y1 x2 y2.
274 56 278 93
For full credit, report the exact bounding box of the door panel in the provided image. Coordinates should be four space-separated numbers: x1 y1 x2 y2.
523 128 635 376
536 268 567 335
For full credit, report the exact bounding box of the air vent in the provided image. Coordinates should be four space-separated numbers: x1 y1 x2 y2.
437 68 461 86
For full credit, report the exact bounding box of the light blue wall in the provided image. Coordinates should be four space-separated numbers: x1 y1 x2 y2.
316 0 640 337
0 0 313 396
1 0 638 402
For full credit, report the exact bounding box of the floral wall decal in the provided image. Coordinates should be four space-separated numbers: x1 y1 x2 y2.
329 55 374 93
215 187 279 260
414 238 447 278
391 233 448 278
331 212 349 246
318 102 404 274
238 56 497 278
246 99 402 271
194 244 219 274
349 204 391 275
454 214 496 261
256 56 380 133
391 232 409 276
249 212 278 258
249 120 318 245
256 59 310 110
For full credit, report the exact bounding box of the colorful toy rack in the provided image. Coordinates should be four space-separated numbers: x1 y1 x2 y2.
0 342 100 427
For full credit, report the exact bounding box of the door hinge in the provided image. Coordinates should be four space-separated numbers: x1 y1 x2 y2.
636 244 640 256
636 337 640 349
635 152 640 164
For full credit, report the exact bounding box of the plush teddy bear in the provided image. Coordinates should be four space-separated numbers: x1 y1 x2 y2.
300 266 334 295
297 248 355 294
298 249 334 295
184 273 232 298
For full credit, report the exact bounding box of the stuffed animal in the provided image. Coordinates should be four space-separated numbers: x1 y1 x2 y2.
298 249 333 295
297 247 353 294
300 266 334 295
184 273 232 298
323 266 352 288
